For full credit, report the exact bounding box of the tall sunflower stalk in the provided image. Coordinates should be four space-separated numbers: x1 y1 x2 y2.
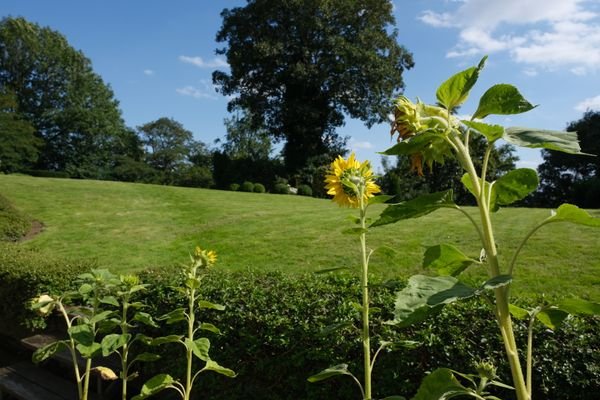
309 153 381 400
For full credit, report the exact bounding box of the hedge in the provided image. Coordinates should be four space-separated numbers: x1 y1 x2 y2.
135 269 600 400
0 193 32 242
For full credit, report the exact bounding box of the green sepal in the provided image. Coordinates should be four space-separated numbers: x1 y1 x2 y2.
308 363 353 383
473 84 536 120
436 56 487 110
371 190 455 227
423 244 478 277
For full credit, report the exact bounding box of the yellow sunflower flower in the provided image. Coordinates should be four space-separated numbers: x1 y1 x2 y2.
193 246 218 267
324 153 381 208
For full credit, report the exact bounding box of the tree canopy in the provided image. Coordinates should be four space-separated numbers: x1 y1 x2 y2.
535 110 600 208
213 0 414 173
0 16 129 176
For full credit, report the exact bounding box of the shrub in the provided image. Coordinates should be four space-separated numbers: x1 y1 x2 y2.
241 181 254 192
273 183 289 194
0 244 95 336
253 183 266 193
135 270 599 400
0 193 32 242
297 184 313 197
229 183 240 192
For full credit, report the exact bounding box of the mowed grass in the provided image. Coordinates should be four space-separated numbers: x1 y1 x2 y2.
1 174 599 299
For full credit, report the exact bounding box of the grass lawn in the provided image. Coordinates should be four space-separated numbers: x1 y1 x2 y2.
1 174 599 299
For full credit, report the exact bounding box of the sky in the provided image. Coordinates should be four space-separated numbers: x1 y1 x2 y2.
2 0 600 173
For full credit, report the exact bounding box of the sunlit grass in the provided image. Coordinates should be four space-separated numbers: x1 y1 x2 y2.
2 174 599 299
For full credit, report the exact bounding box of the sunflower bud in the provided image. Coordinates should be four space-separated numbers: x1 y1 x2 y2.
391 96 423 140
193 246 218 268
92 366 118 381
32 294 55 317
475 360 497 380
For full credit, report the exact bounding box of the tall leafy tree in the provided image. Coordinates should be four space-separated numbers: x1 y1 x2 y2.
0 17 128 176
138 117 204 185
535 111 600 207
221 112 272 161
0 89 40 173
213 0 414 173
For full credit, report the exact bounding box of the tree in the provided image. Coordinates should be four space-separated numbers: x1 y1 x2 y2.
0 17 129 176
220 112 272 161
380 135 518 204
0 90 40 173
213 0 414 173
535 111 600 208
138 117 194 183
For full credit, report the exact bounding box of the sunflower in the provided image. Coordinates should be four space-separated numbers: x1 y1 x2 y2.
194 246 218 267
324 153 381 208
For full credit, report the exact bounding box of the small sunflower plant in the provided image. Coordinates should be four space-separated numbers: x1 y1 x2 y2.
371 56 600 399
133 246 235 400
309 153 411 400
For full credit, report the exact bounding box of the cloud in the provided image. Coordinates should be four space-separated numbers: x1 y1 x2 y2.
179 55 229 69
349 138 374 150
176 80 219 100
575 95 600 112
143 69 154 76
420 0 600 74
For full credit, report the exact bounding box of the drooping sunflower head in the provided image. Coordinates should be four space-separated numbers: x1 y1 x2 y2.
324 153 381 208
193 246 218 268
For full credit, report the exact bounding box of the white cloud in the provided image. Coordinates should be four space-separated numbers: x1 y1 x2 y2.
143 69 154 76
350 140 374 150
176 80 219 100
420 0 600 74
179 55 229 69
522 68 538 77
575 95 600 112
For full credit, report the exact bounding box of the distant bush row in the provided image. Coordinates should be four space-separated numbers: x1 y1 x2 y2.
229 181 313 196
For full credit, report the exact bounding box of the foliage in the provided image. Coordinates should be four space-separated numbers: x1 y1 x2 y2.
213 0 414 173
240 181 255 192
0 90 41 173
229 183 240 191
134 269 599 400
253 183 266 193
212 150 285 190
221 111 272 161
273 183 290 194
535 110 600 208
0 193 32 242
380 135 518 204
0 17 131 176
380 57 600 400
0 243 94 335
297 184 313 197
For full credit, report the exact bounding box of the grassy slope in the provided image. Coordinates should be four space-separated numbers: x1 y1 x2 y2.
1 174 599 299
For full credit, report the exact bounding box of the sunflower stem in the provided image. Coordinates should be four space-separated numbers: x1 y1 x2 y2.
359 184 372 400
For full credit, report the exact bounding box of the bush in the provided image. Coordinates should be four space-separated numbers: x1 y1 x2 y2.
273 183 289 194
135 270 600 400
297 184 313 197
22 169 70 179
240 181 254 192
0 244 95 336
253 183 266 193
229 183 240 191
0 193 32 242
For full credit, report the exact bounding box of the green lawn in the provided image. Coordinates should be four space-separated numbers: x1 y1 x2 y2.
2 174 599 299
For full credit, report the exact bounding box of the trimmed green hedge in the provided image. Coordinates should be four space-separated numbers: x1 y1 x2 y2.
135 269 600 400
0 244 96 336
0 193 32 242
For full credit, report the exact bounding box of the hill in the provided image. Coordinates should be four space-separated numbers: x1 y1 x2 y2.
1 174 599 299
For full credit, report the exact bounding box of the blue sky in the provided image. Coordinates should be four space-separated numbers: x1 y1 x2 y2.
3 0 600 172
